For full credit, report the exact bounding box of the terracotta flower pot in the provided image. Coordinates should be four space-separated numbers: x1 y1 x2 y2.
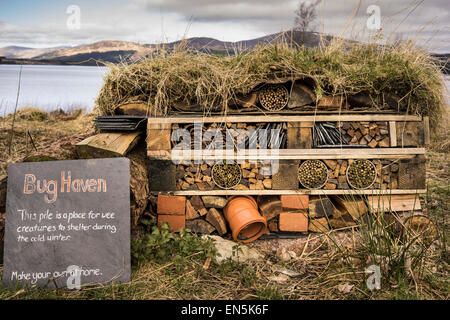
223 195 267 243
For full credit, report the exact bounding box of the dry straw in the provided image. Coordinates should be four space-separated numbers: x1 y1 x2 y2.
96 34 446 129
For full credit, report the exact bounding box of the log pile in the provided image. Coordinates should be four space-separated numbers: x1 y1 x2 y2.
185 196 228 235
176 161 273 191
322 159 399 190
153 193 435 243
337 121 390 147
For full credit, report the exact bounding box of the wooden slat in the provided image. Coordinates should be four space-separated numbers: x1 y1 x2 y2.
389 121 397 147
147 121 171 151
150 189 426 196
155 148 425 161
148 114 422 124
423 116 430 145
367 194 422 212
76 132 141 158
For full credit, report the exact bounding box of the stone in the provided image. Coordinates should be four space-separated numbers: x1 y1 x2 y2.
202 235 263 263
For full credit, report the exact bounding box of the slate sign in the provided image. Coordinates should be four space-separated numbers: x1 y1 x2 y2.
2 158 130 288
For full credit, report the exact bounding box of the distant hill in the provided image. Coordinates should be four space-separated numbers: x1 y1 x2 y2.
0 45 69 59
0 31 329 64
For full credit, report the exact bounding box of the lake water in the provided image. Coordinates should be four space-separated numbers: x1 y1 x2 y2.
0 64 449 116
0 64 108 116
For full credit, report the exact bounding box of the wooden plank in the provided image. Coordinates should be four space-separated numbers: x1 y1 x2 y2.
423 117 430 145
76 132 141 158
389 121 397 147
147 150 172 159
148 114 422 124
150 189 427 196
165 148 425 161
287 121 314 128
147 121 171 151
287 126 312 148
367 194 422 212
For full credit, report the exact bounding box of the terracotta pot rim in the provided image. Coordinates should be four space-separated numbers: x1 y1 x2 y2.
224 195 266 243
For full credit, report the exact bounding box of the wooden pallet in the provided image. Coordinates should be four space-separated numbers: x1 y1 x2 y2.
146 114 428 197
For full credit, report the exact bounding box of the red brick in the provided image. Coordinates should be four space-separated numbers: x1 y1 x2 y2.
158 214 185 232
281 195 309 211
157 195 186 215
279 212 308 232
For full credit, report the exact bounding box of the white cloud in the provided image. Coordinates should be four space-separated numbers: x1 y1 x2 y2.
0 0 448 52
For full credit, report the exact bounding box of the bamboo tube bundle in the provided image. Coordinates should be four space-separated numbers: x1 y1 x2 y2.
212 163 242 189
346 159 377 189
258 84 289 111
298 160 328 189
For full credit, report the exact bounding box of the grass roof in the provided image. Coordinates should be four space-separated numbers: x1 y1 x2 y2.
96 39 447 129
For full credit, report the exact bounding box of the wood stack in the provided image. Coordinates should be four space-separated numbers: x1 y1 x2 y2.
322 159 399 190
336 121 390 147
175 161 273 191
184 195 228 235
145 89 429 239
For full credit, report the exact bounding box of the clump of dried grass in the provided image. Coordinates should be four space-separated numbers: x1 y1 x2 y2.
96 39 446 128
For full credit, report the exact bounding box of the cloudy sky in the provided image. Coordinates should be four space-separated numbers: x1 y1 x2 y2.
0 0 449 52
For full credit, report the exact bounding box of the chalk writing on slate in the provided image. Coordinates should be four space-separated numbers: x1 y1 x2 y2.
2 158 130 288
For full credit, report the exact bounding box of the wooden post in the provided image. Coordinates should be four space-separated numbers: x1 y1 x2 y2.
76 132 141 158
389 121 397 147
147 122 171 153
423 117 430 146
